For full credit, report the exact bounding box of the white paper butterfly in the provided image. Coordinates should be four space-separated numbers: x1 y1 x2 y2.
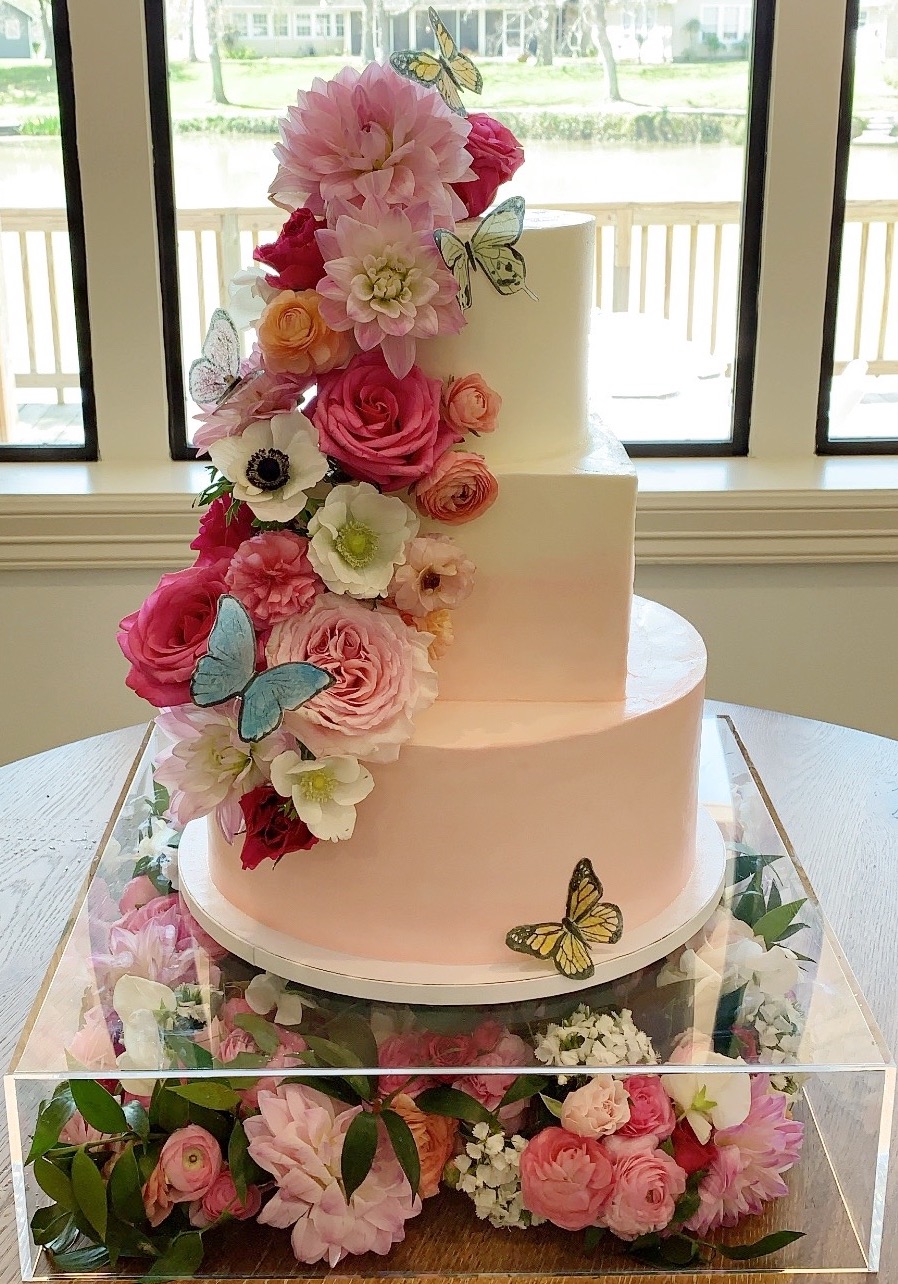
188 309 242 406
433 197 537 312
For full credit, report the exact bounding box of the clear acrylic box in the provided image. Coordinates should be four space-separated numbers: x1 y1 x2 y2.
5 717 894 1278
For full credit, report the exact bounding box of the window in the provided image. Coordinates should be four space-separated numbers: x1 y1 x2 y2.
232 12 249 37
315 13 330 38
251 12 269 38
335 13 345 38
273 12 289 38
296 12 311 36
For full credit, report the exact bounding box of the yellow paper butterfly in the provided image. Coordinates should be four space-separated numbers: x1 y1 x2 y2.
390 7 483 116
434 196 537 312
505 859 624 981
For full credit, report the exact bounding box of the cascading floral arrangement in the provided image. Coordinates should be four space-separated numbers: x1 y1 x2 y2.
117 55 524 862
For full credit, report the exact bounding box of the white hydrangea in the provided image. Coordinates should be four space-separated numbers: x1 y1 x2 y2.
533 1005 657 1079
450 1125 544 1231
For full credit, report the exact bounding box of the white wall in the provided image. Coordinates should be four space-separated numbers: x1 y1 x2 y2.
2 560 896 766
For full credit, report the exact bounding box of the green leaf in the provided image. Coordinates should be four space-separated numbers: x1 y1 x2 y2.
33 1156 77 1210
583 1225 605 1253
630 1231 662 1252
660 1233 700 1265
341 1110 379 1202
71 1147 108 1240
168 1081 240 1111
327 1013 379 1069
671 1185 702 1225
766 880 782 911
152 780 170 818
752 899 806 947
227 1119 263 1203
30 1205 77 1252
731 851 781 883
715 1229 805 1260
27 1088 76 1163
713 983 747 1054
149 1083 189 1132
109 1143 148 1227
538 1093 564 1119
381 1109 421 1196
166 1033 214 1071
143 1231 205 1280
732 888 766 927
498 1073 549 1109
415 1086 498 1128
51 1246 111 1272
123 1099 151 1141
303 1035 364 1068
776 922 809 941
280 1074 362 1105
70 1079 128 1136
234 1013 282 1055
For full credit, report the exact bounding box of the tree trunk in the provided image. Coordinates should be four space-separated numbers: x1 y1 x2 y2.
535 3 556 65
38 0 54 67
188 0 198 61
592 0 621 102
373 0 387 58
206 0 229 105
361 0 376 61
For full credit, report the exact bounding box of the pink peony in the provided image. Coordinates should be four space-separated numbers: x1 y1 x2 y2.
378 1032 436 1098
442 372 502 436
520 1127 615 1232
414 451 498 525
389 534 475 617
118 562 230 707
686 1076 804 1235
159 1125 222 1201
192 361 312 454
452 113 525 218
245 1084 420 1267
602 1147 688 1241
560 1074 631 1140
317 196 464 379
254 207 326 292
118 875 159 914
190 495 256 566
312 350 459 491
617 1075 677 1145
225 530 323 626
66 1005 117 1071
266 595 437 762
269 62 472 224
189 1167 262 1228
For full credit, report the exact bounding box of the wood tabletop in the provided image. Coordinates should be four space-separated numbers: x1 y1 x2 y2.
1 704 895 1283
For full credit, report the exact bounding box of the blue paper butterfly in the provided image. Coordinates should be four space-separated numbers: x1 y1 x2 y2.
191 595 333 743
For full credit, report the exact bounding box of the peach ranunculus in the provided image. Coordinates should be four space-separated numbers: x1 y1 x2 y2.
159 1125 222 1202
389 534 475 618
257 288 355 376
143 1162 175 1227
519 1126 615 1232
414 451 498 526
390 1094 458 1198
442 373 502 436
560 1074 631 1140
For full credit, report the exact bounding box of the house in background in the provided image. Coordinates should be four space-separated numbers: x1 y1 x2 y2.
0 0 37 59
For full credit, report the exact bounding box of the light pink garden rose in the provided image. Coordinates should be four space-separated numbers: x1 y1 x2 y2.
519 1127 615 1232
225 530 323 625
442 373 502 436
159 1125 223 1202
616 1075 677 1145
118 875 159 914
414 451 498 525
452 1031 532 1130
389 534 475 618
266 595 438 762
602 1147 687 1241
560 1074 631 1140
188 1167 262 1228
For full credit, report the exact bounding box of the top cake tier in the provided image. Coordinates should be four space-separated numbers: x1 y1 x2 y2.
418 211 595 469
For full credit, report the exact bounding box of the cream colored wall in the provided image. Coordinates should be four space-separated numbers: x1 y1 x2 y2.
2 561 896 767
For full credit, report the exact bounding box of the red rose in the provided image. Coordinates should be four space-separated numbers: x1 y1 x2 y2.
670 1120 716 1176
311 350 462 491
238 785 318 870
190 495 255 567
453 113 525 218
118 562 230 707
253 207 326 292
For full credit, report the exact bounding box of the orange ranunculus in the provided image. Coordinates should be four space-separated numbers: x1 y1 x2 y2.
257 289 354 376
390 1093 459 1198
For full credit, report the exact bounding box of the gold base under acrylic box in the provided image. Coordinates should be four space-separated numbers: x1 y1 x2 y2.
5 718 894 1278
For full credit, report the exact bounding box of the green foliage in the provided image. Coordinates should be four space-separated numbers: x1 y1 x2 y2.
499 1073 551 1109
108 1143 148 1227
340 1110 379 1201
168 1080 241 1111
27 1087 75 1162
70 1078 128 1135
491 107 745 144
33 1156 77 1210
228 1119 266 1202
327 1012 380 1069
166 1032 214 1071
20 113 60 134
143 1230 204 1279
71 1147 108 1240
714 1229 804 1259
149 1082 190 1133
538 1092 564 1119
381 1108 421 1196
234 1012 282 1054
416 1085 499 1129
752 899 806 947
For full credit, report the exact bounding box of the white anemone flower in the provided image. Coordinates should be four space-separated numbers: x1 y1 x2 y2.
661 1054 752 1144
209 411 328 523
307 482 419 599
271 750 374 842
246 971 304 1026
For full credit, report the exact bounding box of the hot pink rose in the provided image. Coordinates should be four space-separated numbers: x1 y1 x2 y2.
188 1166 262 1228
560 1074 631 1139
602 1148 687 1241
159 1126 222 1202
452 113 525 218
442 373 502 436
520 1127 615 1232
118 875 159 914
225 530 323 626
266 595 438 762
312 350 461 491
118 562 230 707
190 495 256 566
617 1075 676 1144
414 451 498 525
254 207 326 292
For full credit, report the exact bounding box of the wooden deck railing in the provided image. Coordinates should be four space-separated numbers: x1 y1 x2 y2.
2 199 898 426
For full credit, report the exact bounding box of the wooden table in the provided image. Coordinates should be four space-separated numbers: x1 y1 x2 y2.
1 705 895 1283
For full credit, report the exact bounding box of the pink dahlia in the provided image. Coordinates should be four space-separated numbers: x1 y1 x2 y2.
269 62 473 225
92 894 223 994
686 1076 804 1235
317 196 464 379
245 1084 420 1267
192 359 312 454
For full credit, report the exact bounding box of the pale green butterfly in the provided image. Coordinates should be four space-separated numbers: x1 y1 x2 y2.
433 196 538 312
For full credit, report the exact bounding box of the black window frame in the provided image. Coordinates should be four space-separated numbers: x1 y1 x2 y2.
0 0 98 463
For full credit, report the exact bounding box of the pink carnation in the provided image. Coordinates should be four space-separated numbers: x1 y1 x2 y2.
225 530 323 625
560 1074 631 1140
193 362 312 454
266 595 438 762
389 534 475 617
269 62 472 224
603 1147 687 1241
520 1127 615 1232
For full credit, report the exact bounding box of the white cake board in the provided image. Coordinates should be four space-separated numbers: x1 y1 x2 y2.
179 808 727 1005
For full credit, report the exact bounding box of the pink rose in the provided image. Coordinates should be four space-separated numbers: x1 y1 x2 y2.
617 1075 676 1144
442 373 502 436
520 1127 615 1232
118 875 159 915
225 530 323 626
253 207 326 292
143 1162 174 1228
59 1111 107 1147
423 1032 476 1070
190 495 256 566
414 451 498 525
452 113 525 218
118 562 230 707
378 1032 436 1098
218 1028 256 1063
602 1148 687 1241
159 1125 222 1201
188 1166 262 1228
312 350 461 491
389 534 475 618
66 1006 116 1070
560 1074 631 1140
266 595 437 761
452 1031 532 1130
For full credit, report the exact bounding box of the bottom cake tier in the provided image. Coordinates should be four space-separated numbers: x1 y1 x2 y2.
203 597 707 971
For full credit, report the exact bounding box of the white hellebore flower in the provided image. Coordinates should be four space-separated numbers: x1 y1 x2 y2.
113 975 177 1025
227 262 277 330
246 971 304 1026
209 411 328 523
116 1009 169 1098
661 1053 752 1145
271 750 374 842
307 481 419 599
